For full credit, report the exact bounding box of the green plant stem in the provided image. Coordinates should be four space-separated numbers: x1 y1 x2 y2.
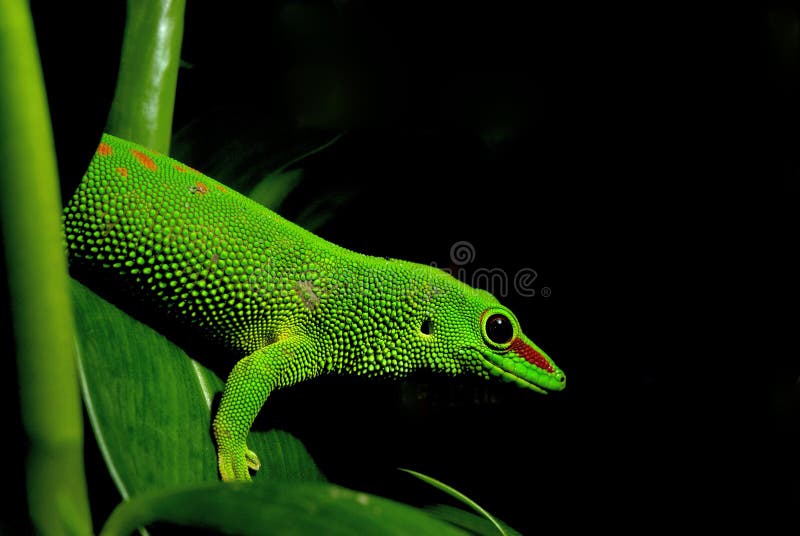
106 0 186 154
0 1 92 534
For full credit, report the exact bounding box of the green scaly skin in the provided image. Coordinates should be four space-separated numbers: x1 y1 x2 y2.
63 134 566 481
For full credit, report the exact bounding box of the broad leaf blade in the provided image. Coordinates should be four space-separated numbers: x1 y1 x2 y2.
72 279 323 498
251 429 326 482
100 481 469 536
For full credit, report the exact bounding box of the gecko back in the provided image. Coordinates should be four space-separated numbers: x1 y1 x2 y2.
63 134 340 355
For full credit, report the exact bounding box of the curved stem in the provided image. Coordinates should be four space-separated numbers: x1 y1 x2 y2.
0 0 92 534
106 0 187 154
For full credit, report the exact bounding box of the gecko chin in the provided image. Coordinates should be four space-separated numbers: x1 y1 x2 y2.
471 348 566 395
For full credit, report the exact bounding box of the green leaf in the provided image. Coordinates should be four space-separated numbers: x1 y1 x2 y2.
172 113 343 202
400 469 507 536
72 279 324 499
100 481 469 536
424 505 522 536
247 167 305 210
170 112 351 230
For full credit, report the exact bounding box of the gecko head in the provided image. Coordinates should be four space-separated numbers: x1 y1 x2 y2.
464 301 566 394
406 263 564 393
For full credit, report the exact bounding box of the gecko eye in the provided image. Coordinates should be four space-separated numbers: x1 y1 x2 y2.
483 313 514 348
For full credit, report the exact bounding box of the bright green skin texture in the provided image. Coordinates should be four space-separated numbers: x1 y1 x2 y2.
63 134 566 481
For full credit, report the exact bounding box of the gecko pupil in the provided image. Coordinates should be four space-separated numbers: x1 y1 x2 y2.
485 314 513 345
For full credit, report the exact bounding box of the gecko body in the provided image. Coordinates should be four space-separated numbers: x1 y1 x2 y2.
63 134 566 480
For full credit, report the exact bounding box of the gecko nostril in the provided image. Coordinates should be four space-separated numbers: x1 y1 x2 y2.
420 319 431 335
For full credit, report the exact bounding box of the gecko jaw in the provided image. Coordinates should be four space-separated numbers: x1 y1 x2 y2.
470 348 551 394
489 360 550 394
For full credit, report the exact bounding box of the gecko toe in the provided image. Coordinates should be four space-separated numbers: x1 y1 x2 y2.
245 448 261 472
217 443 254 481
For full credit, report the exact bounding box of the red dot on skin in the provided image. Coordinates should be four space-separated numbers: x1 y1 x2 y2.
195 182 208 194
130 149 157 171
116 167 128 177
174 164 187 173
98 142 113 156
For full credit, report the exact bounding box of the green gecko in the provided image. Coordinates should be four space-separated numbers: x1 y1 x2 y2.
63 134 566 481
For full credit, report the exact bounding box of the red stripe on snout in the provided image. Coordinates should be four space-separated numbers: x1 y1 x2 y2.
509 338 554 372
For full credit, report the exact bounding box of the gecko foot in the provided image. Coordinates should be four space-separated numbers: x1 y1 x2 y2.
216 438 255 481
246 447 261 472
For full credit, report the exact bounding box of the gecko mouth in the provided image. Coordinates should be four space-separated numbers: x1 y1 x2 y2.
475 350 550 394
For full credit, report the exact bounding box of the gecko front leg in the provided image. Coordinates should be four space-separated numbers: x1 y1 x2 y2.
212 335 314 481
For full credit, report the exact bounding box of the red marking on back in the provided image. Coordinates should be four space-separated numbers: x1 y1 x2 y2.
174 164 187 173
195 181 208 194
97 142 113 156
214 184 227 193
509 338 554 372
130 149 157 171
116 167 128 177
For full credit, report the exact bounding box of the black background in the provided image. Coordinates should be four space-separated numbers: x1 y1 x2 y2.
1 1 795 534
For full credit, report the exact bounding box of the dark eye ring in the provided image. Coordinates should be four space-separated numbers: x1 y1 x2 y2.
483 312 514 348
